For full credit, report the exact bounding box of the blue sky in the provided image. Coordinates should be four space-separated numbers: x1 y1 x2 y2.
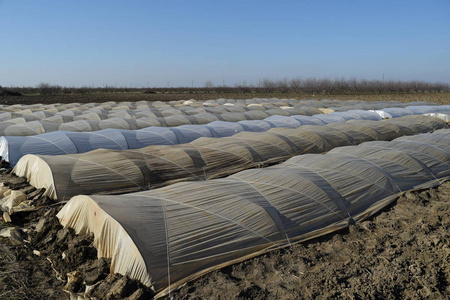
1 0 449 87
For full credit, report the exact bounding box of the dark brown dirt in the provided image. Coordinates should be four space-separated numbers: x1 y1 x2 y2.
0 242 67 299
29 209 154 300
0 92 449 105
0 171 154 300
0 168 449 299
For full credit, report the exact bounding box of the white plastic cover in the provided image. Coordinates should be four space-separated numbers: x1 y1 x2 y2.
371 107 415 118
423 112 450 122
0 100 444 136
14 116 447 200
57 129 450 297
2 110 381 166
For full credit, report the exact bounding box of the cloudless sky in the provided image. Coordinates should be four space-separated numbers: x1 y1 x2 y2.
1 0 449 87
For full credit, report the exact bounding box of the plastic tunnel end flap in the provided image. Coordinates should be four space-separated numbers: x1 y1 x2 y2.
57 195 154 290
13 154 58 199
0 136 9 164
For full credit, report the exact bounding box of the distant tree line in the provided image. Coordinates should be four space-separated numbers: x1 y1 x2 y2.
0 85 23 96
233 78 449 94
1 78 449 96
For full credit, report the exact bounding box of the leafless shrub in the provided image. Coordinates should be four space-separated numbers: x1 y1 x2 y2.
37 82 62 95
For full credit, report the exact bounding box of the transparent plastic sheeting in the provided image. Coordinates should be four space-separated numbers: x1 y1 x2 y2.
371 105 450 119
423 112 450 122
14 116 447 200
0 106 324 136
56 129 450 297
2 110 382 166
0 99 443 136
0 98 434 116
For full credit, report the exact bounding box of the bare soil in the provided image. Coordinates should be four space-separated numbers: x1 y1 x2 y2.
0 172 449 299
0 92 449 105
0 171 153 300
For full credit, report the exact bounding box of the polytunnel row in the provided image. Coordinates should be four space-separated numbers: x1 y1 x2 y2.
0 98 432 114
0 105 327 136
0 100 444 125
1 109 384 165
0 99 445 136
56 129 450 297
0 103 324 123
0 100 442 122
371 105 450 118
14 116 448 200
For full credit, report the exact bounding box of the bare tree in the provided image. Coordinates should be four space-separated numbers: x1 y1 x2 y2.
204 81 215 88
275 78 290 93
289 78 302 93
260 78 276 93
37 82 62 95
